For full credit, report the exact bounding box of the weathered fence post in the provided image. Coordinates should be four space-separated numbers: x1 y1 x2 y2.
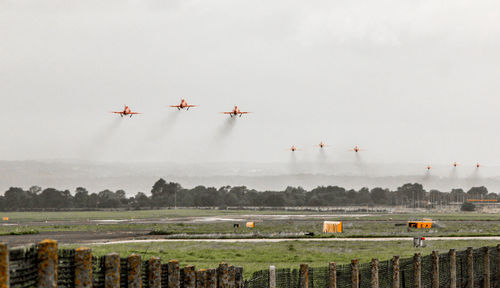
299 264 309 288
449 249 456 288
168 260 181 288
228 265 236 288
351 259 359 288
269 265 276 288
466 247 474 288
105 253 120 288
37 239 58 288
392 256 400 288
432 251 439 288
183 265 196 288
218 263 229 288
128 254 142 288
371 259 379 288
148 257 162 288
413 253 421 288
483 247 490 288
74 247 92 288
497 245 500 286
235 267 243 288
196 269 208 288
0 243 8 288
207 268 217 288
328 262 337 288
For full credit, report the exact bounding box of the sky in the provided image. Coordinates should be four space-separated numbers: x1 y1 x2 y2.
1 0 500 167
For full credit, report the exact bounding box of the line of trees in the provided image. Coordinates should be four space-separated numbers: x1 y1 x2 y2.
0 179 497 210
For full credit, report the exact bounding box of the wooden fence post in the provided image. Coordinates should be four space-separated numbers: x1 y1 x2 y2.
269 265 276 288
228 265 236 288
207 268 217 288
449 249 456 288
432 251 439 288
392 256 400 288
351 259 359 288
74 247 92 288
105 253 120 288
168 260 180 288
148 257 162 288
235 267 243 288
183 265 196 288
196 269 207 288
299 264 308 288
328 262 337 288
0 243 8 288
466 247 474 288
413 253 421 288
128 254 142 288
218 263 229 288
37 239 58 288
371 259 379 288
497 245 500 286
483 247 490 288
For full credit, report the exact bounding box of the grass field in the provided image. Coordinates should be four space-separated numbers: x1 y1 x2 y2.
3 211 500 238
63 239 500 278
5 208 500 277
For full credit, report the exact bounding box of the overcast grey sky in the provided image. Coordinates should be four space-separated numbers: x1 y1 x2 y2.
1 0 500 167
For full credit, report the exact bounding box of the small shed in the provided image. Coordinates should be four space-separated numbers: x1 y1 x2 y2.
323 221 343 233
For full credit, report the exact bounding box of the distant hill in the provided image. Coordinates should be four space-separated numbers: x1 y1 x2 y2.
0 160 499 195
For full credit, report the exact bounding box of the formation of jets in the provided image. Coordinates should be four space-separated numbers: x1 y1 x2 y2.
112 100 250 117
111 100 481 171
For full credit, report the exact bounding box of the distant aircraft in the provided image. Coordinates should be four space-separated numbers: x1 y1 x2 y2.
317 142 329 149
288 145 299 152
352 145 361 153
453 162 458 167
221 106 250 117
427 165 431 170
476 163 481 168
111 105 140 117
169 99 197 110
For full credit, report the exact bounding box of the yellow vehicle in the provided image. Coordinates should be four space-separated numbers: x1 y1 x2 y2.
408 221 432 229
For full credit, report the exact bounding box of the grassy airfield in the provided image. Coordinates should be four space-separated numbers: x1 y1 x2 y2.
2 209 500 276
63 239 499 278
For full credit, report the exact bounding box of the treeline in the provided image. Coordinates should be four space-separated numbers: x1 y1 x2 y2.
0 179 497 210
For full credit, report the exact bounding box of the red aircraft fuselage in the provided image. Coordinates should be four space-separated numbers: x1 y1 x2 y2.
112 105 140 117
170 99 197 110
222 106 250 117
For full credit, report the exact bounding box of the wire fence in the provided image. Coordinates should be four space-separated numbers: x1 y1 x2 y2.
245 246 500 288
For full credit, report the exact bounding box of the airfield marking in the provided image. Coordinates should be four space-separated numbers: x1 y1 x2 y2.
88 236 500 245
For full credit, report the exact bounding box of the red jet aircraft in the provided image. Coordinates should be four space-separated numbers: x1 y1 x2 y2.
317 142 329 148
476 163 481 168
221 106 250 117
352 145 361 152
169 99 197 110
453 162 458 167
288 145 299 152
111 105 141 117
427 165 431 170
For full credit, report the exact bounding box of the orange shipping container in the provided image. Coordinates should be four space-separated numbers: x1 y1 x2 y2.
246 222 255 228
323 221 343 233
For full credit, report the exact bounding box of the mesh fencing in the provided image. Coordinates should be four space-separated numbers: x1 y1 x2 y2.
9 246 37 288
5 245 500 288
244 246 500 288
57 249 75 288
